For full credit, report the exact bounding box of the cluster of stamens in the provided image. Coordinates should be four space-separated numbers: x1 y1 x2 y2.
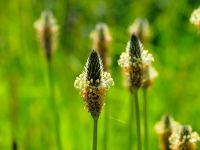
74 50 114 118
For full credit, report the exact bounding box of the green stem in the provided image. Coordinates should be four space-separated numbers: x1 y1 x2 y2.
128 91 134 150
9 79 18 150
47 60 62 150
133 91 142 150
103 100 109 150
93 117 98 150
143 88 148 150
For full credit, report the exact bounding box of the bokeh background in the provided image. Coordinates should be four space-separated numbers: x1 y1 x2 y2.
0 0 200 149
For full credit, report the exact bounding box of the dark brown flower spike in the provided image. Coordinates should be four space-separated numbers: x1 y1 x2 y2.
34 10 58 61
74 50 114 119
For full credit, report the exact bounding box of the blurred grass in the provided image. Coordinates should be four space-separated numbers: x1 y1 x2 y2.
0 0 200 149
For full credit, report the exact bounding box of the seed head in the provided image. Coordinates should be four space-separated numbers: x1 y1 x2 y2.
74 50 114 119
169 125 200 150
90 23 112 71
118 34 154 92
128 18 150 43
155 115 179 150
34 10 59 61
190 7 200 30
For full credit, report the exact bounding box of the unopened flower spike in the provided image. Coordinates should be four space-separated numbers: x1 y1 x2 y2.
34 10 59 61
190 7 200 30
90 23 112 71
155 115 180 150
128 18 150 43
118 33 154 92
170 125 200 150
74 50 114 119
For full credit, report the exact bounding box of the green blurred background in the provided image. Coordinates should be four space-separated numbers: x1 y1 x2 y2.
0 0 200 149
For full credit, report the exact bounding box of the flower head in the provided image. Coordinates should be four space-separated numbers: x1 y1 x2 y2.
118 34 154 92
155 115 179 135
128 18 150 43
142 65 158 88
190 7 200 30
74 50 114 119
169 125 200 150
34 10 59 61
90 23 112 71
155 115 179 150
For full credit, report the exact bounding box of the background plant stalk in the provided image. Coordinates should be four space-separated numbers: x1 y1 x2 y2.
47 59 62 150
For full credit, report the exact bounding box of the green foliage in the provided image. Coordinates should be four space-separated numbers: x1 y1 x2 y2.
0 0 200 149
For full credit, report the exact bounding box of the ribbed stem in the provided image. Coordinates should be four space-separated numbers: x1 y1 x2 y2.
93 117 98 150
47 60 62 150
128 91 134 150
9 79 18 150
133 91 142 150
103 100 109 150
143 88 148 150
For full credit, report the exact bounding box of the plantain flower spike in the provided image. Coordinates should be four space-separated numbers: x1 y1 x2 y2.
128 18 150 43
90 23 112 71
190 7 200 30
34 10 59 61
74 50 114 119
155 115 179 150
142 64 158 89
118 33 154 92
169 125 200 150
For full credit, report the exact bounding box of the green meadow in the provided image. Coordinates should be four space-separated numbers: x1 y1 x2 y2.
0 0 200 149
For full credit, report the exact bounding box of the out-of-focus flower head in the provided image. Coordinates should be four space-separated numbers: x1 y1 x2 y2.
90 23 112 71
34 10 59 61
128 18 150 43
155 115 180 150
142 65 158 89
155 115 179 135
118 33 154 92
190 7 200 30
74 50 114 119
169 125 200 150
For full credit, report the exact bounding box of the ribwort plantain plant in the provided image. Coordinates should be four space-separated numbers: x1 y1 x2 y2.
90 23 112 71
169 125 200 150
129 18 156 150
34 10 61 150
90 23 112 150
34 10 58 61
155 115 179 150
74 50 114 150
128 18 150 44
118 33 154 150
190 7 200 31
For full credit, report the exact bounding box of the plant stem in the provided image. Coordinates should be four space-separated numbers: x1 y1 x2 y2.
128 91 134 150
133 90 142 150
9 79 18 150
143 88 148 150
93 117 98 150
47 60 62 150
103 100 109 150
